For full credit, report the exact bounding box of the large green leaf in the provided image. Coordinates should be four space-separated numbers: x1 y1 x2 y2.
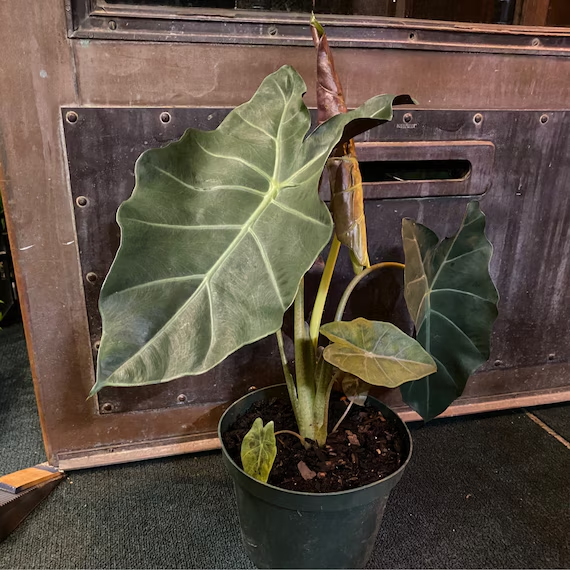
320 318 436 388
94 65 405 392
240 418 277 483
400 201 499 420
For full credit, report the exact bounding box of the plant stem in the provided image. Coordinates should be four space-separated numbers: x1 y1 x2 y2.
334 262 405 322
275 329 299 417
274 430 307 445
331 400 354 434
309 235 341 349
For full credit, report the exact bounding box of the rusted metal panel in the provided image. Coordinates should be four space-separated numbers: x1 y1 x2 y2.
61 106 570 438
1 0 569 470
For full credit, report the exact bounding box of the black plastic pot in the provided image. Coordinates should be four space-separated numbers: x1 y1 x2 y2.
219 384 413 569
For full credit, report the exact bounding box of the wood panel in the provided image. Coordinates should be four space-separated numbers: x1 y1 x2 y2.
408 0 496 24
518 0 550 26
547 0 570 26
0 0 569 470
72 41 570 110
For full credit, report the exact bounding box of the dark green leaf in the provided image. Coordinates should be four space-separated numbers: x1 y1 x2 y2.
320 318 436 388
240 418 277 483
400 201 499 420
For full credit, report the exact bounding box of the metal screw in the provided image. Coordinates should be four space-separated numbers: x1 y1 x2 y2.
66 111 78 124
494 359 503 367
177 394 187 403
160 111 171 124
86 272 98 284
76 196 89 208
268 25 278 36
101 402 113 413
540 114 549 124
531 38 540 47
403 113 413 124
93 340 101 351
548 353 555 361
108 20 117 30
473 113 483 125
247 386 257 393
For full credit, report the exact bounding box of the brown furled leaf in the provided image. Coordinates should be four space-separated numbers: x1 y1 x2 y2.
297 461 317 481
311 14 369 273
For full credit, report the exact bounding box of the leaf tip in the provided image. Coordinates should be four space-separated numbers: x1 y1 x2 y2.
310 12 325 38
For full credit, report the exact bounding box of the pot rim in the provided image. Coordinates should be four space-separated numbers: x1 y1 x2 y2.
218 383 413 498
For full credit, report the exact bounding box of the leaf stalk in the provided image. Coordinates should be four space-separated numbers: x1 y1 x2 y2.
334 262 405 322
309 235 341 349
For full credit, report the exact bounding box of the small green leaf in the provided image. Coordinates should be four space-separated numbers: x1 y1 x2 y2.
342 374 369 406
320 318 437 388
240 417 277 483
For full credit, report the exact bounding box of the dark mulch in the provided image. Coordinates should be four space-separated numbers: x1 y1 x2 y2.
222 393 405 493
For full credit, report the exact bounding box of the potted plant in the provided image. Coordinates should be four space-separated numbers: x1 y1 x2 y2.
92 18 499 570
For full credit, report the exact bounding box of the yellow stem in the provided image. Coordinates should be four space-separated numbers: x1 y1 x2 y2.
335 262 405 322
309 236 341 349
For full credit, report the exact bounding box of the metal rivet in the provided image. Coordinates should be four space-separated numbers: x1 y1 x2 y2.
160 111 171 124
108 20 117 30
101 402 113 412
76 196 89 208
548 353 555 361
540 114 549 124
66 111 78 124
86 272 98 284
247 386 257 393
177 394 187 403
473 113 483 125
409 32 416 40
403 113 413 124
268 25 278 36
494 359 503 367
532 38 540 47
93 340 101 351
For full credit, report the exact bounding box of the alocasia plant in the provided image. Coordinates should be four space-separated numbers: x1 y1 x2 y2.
93 18 498 483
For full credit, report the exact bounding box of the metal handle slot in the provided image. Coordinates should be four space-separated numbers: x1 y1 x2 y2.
346 141 495 199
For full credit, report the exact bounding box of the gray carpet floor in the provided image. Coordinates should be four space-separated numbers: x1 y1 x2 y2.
0 323 569 569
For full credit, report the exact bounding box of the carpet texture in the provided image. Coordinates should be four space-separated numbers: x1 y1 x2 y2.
0 323 568 569
530 403 570 442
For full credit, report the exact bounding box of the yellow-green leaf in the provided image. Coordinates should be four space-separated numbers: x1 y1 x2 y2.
240 418 277 483
321 318 436 388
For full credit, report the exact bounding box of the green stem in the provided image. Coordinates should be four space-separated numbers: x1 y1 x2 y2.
294 279 316 441
275 430 307 445
309 235 341 349
335 261 405 322
275 329 299 418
